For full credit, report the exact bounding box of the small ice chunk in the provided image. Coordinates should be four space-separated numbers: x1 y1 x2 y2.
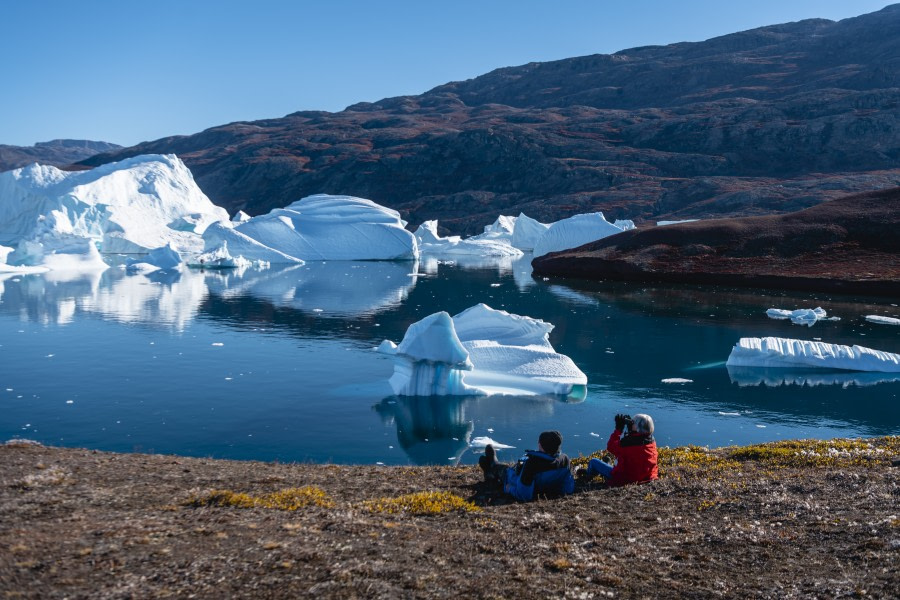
766 307 829 327
211 342 224 346
718 412 740 416
469 436 515 449
661 378 693 384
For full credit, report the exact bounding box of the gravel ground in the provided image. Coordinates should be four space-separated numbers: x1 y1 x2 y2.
1 437 898 599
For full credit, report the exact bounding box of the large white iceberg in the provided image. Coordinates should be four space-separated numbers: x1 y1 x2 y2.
380 303 587 396
231 194 418 261
414 220 522 258
532 212 632 257
725 337 900 372
0 154 229 264
510 213 550 251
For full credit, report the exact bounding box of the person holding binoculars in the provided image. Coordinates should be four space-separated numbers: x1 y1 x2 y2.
578 413 658 486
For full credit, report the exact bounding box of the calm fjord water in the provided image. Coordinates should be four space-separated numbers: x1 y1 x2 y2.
1 257 897 465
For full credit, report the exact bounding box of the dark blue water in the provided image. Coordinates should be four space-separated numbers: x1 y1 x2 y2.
1 257 897 465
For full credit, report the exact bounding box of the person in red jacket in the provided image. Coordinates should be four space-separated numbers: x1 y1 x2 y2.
580 413 658 486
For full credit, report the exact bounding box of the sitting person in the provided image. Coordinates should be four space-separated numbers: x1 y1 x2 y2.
581 413 658 486
479 430 575 501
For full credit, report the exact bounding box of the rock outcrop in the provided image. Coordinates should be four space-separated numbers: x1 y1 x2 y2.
531 187 900 296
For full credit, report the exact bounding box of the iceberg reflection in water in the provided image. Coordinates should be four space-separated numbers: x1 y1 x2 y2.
727 366 900 388
374 390 586 465
202 260 418 318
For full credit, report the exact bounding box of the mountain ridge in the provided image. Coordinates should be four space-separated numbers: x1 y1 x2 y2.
77 5 900 234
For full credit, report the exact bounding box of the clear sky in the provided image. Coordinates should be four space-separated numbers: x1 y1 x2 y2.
1 0 894 147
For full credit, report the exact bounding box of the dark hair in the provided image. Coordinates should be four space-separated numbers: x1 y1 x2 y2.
539 430 562 454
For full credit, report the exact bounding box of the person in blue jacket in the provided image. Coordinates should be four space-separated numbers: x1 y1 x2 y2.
478 430 575 501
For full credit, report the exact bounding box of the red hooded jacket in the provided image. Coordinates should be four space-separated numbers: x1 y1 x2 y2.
607 429 658 486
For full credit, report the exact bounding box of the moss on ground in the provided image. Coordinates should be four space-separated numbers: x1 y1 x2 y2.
186 486 334 510
362 491 481 515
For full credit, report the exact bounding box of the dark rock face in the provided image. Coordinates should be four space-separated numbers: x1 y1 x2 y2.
531 187 900 296
0 140 121 172
79 5 900 234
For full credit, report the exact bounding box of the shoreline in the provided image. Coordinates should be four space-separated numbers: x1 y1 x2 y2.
2 436 898 598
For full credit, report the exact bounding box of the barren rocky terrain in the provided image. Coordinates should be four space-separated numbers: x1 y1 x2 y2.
532 187 900 296
2 437 897 599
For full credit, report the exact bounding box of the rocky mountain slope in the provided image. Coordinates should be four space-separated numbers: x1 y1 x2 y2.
79 5 900 234
532 187 900 296
0 139 120 172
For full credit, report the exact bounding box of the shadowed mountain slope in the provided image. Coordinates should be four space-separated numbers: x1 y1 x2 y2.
0 140 121 172
531 187 900 296
78 5 900 234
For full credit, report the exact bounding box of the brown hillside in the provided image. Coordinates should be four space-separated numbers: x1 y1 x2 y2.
532 187 900 296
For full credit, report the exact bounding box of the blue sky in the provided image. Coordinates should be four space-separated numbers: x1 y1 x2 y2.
1 0 894 147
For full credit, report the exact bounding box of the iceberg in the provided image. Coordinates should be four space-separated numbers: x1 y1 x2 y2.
126 243 182 274
765 307 837 327
414 220 522 258
200 222 304 265
469 215 517 243
0 154 229 264
187 242 256 270
532 212 630 257
725 337 900 372
233 194 418 261
382 303 587 396
510 213 549 251
865 315 900 326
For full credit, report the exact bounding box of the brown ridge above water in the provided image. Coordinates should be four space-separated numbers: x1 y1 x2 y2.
532 187 900 296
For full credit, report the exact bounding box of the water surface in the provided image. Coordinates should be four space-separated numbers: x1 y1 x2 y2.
2 257 897 465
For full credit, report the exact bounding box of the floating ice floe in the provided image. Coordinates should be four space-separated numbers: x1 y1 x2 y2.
865 315 900 326
379 303 587 396
414 220 522 258
662 378 693 384
766 307 838 327
533 213 633 258
231 194 418 261
469 436 516 449
0 154 229 266
726 337 900 372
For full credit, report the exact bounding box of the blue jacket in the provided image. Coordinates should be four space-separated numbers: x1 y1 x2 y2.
503 450 575 501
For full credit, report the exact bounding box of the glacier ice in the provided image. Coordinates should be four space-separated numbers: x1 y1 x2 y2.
532 212 630 257
233 194 418 261
382 303 587 396
414 220 522 258
126 243 182 274
0 154 229 262
726 337 900 372
510 213 549 251
201 222 304 265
